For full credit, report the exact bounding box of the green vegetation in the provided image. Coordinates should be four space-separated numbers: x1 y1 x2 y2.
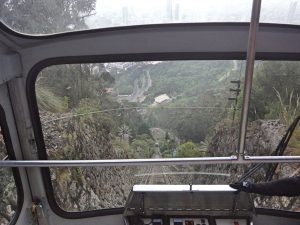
0 0 95 34
36 60 243 169
176 141 206 158
250 61 300 156
131 134 155 158
250 61 300 122
31 59 300 211
0 132 17 224
36 86 67 113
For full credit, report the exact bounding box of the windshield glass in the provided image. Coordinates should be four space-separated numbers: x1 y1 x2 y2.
36 60 244 211
1 0 252 35
35 60 300 213
37 61 243 159
2 0 299 35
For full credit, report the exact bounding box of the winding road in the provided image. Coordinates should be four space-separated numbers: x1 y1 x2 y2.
127 70 152 103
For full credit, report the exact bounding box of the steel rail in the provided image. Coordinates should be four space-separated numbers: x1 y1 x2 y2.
1 157 235 167
238 0 261 160
1 156 300 167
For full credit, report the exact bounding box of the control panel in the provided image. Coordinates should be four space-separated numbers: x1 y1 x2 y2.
139 218 247 225
215 219 247 225
124 185 253 225
170 218 209 225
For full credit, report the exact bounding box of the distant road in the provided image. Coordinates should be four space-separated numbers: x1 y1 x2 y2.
127 70 152 103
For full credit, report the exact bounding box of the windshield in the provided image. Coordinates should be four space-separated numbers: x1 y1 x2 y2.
35 60 300 213
36 60 243 211
1 0 300 35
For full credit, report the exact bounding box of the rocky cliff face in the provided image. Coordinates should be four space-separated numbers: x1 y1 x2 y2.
40 112 136 211
206 119 300 211
209 120 286 157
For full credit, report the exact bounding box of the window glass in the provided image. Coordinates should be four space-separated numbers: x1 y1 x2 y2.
1 0 252 35
36 60 245 211
248 61 300 157
0 127 18 224
2 0 300 36
260 0 300 25
36 60 300 212
37 61 244 160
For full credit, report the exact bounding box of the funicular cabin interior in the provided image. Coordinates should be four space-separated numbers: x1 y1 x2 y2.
1 0 300 225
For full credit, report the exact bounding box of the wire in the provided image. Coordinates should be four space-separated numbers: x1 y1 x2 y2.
43 106 236 123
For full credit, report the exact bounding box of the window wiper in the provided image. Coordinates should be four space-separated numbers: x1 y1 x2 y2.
238 115 300 182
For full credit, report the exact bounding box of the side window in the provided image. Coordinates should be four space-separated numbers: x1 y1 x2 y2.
0 112 19 225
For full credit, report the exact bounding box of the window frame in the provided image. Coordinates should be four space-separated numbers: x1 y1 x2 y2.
0 105 24 225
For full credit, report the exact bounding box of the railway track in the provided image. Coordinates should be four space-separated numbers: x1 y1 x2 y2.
144 165 171 184
138 148 172 184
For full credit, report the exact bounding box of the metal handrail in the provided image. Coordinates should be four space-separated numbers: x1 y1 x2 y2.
1 155 300 167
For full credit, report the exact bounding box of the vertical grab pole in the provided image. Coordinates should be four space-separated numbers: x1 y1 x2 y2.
238 0 262 160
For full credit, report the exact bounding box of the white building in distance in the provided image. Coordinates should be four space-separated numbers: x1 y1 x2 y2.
154 94 171 104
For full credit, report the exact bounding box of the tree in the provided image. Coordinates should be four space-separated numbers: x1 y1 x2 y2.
131 134 155 158
0 0 96 34
176 141 203 158
118 124 132 141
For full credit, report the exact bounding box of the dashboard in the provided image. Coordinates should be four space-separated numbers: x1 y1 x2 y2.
124 185 252 225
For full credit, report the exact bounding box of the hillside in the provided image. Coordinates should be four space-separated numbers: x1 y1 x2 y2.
113 61 242 143
115 61 239 103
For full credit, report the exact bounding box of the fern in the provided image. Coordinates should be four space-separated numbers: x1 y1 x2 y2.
273 87 300 125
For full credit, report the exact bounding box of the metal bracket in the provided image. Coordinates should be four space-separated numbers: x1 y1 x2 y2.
0 53 22 84
31 200 45 223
